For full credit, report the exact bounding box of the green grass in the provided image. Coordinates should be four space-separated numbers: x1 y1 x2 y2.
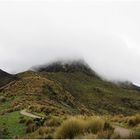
44 72 140 115
0 111 28 138
0 100 11 111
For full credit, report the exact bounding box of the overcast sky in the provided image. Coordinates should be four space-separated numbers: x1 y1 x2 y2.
0 0 140 85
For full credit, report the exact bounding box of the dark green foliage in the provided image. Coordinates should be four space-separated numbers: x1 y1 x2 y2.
0 96 6 103
34 118 45 127
0 128 9 139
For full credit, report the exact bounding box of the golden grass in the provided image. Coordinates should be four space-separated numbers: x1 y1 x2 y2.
127 114 140 127
54 116 112 139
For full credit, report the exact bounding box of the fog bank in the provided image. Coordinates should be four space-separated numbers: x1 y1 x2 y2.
0 0 140 84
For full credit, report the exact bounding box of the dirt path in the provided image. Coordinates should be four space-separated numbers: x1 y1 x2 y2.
114 126 133 138
20 109 42 119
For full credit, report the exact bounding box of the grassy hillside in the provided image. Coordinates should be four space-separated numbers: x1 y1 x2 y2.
0 61 140 138
41 71 140 115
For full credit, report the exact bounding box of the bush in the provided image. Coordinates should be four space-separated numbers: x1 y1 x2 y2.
54 118 84 139
26 124 37 133
34 118 45 127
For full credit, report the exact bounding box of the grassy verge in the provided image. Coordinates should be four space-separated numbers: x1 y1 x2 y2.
0 111 29 138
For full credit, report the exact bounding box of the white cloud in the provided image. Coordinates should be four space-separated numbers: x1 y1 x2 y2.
0 0 140 84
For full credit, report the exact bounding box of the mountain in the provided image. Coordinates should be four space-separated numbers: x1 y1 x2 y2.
0 60 140 138
35 60 99 78
37 61 140 115
0 69 17 88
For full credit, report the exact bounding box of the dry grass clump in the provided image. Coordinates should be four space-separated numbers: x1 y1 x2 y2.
111 114 140 127
54 116 113 139
44 116 63 127
97 130 114 139
111 114 127 123
75 133 97 139
84 117 104 134
38 126 54 136
54 117 84 139
127 114 140 127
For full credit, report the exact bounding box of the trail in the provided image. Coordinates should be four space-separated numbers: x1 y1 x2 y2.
114 126 133 138
20 109 42 119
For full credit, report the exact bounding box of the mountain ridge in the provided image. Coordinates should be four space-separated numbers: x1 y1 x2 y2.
0 60 140 115
0 60 140 138
0 69 18 88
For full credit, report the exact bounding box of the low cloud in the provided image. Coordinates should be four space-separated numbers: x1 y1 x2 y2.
0 0 140 85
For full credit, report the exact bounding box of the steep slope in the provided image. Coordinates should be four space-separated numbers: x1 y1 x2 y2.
37 61 140 115
0 70 90 116
0 69 17 88
0 61 140 138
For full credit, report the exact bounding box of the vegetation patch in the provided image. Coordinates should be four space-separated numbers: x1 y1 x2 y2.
54 116 114 139
0 111 27 138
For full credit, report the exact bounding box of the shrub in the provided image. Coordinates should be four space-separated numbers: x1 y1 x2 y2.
54 118 84 139
26 124 37 133
34 118 45 127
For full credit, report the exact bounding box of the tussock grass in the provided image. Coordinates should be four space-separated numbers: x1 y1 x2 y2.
84 117 104 133
54 116 112 139
44 116 63 127
97 130 114 139
128 114 140 127
54 117 84 139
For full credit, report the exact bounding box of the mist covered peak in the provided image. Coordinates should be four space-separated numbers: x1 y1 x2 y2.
35 59 97 76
